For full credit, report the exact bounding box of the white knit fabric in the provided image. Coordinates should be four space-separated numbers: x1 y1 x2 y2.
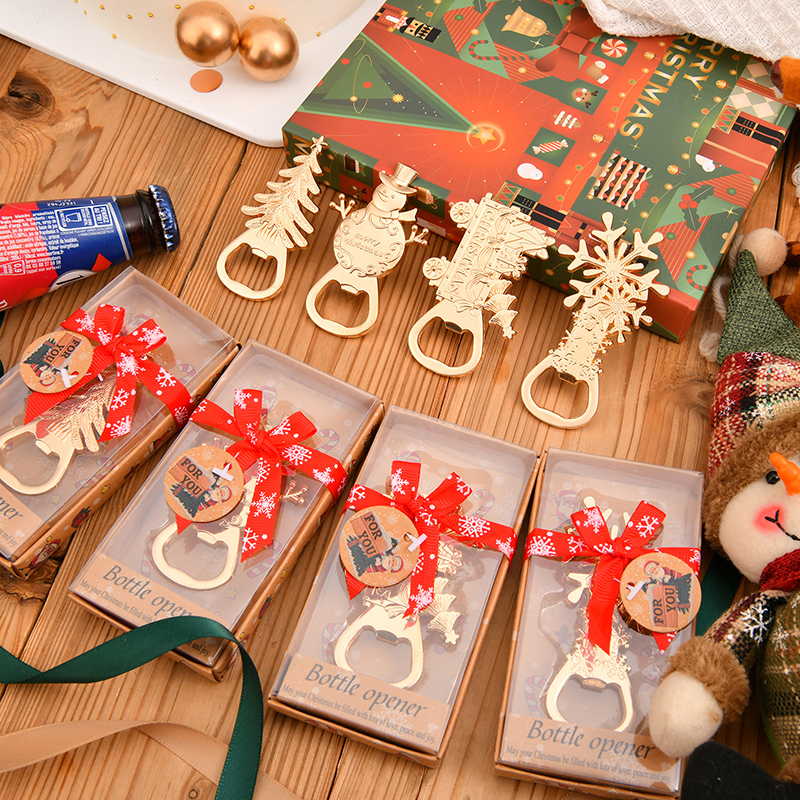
582 0 800 62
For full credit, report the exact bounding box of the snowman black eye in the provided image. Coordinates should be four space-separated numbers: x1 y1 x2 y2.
766 470 780 485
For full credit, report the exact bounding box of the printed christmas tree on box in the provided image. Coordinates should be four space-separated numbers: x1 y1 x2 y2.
283 0 796 341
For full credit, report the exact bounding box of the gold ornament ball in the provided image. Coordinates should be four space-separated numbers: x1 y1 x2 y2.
238 17 299 82
175 2 239 67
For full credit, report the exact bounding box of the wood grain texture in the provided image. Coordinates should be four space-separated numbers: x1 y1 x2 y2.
0 36 797 800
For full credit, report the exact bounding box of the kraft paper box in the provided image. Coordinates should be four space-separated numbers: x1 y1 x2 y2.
495 448 703 798
0 267 237 577
268 406 538 765
70 340 383 681
284 0 795 341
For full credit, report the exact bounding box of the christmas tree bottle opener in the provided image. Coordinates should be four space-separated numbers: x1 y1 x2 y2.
528 496 700 732
520 213 669 428
216 136 327 300
0 306 191 495
408 194 553 376
306 163 428 337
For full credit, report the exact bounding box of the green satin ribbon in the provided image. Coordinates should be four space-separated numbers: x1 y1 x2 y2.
0 616 262 800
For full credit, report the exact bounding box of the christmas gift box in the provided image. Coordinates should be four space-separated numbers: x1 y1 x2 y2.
268 405 538 764
495 447 703 798
283 0 796 341
0 267 237 577
69 340 383 680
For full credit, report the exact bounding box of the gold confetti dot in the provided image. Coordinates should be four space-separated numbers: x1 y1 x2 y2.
640 211 649 218
350 95 358 102
518 66 527 74
681 153 690 160
665 183 673 190
686 250 696 258
691 122 699 128
149 12 154 16
471 28 479 35
127 13 132 18
714 96 722 103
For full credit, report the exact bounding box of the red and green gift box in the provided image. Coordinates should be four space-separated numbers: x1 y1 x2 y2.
283 0 795 341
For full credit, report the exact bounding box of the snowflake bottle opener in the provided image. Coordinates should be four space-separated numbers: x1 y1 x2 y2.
520 212 669 428
527 496 700 732
216 136 327 301
408 194 553 376
305 163 429 337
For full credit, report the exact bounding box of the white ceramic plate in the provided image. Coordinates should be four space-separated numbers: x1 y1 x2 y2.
0 0 383 146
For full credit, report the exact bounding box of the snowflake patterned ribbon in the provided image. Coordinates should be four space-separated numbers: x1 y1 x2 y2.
24 304 192 441
525 502 700 653
178 389 347 560
344 461 517 618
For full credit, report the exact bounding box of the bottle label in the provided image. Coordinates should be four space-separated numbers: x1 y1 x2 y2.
0 197 132 311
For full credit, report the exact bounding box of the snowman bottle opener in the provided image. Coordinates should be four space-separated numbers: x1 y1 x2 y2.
306 163 429 337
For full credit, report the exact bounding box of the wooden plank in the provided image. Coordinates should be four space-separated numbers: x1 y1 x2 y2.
0 34 28 94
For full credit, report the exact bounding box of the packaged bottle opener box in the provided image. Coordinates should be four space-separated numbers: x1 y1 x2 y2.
0 267 237 577
70 340 383 680
495 447 704 798
268 405 539 765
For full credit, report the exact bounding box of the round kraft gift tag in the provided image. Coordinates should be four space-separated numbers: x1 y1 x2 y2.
20 331 94 393
620 553 701 634
164 445 244 523
339 506 420 587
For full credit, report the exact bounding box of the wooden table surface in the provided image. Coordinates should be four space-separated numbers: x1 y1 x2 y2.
0 34 798 800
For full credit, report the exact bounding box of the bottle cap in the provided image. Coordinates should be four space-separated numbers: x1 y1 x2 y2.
148 184 181 252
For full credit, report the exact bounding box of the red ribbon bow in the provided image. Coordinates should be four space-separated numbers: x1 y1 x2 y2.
24 304 192 440
525 502 700 653
344 461 517 618
180 389 348 560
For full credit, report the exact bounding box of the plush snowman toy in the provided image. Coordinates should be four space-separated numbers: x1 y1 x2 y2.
649 238 800 798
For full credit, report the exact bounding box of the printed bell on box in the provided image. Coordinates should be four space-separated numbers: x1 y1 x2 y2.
496 448 703 798
0 267 237 577
69 340 382 680
269 405 538 765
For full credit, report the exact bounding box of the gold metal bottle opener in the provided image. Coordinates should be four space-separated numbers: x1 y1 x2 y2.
217 137 327 300
520 212 668 428
408 194 553 376
543 498 634 731
151 475 307 590
0 371 117 495
306 163 428 337
333 542 462 689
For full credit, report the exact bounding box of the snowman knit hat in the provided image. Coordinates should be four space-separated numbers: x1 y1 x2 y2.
704 249 800 550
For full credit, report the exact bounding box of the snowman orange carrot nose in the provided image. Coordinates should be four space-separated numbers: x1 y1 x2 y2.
770 453 800 495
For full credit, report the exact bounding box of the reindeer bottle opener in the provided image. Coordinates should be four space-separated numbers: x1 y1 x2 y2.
217 137 327 300
408 195 553 376
306 163 428 337
0 370 117 495
543 499 635 731
333 540 463 689
520 212 668 428
151 474 307 590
